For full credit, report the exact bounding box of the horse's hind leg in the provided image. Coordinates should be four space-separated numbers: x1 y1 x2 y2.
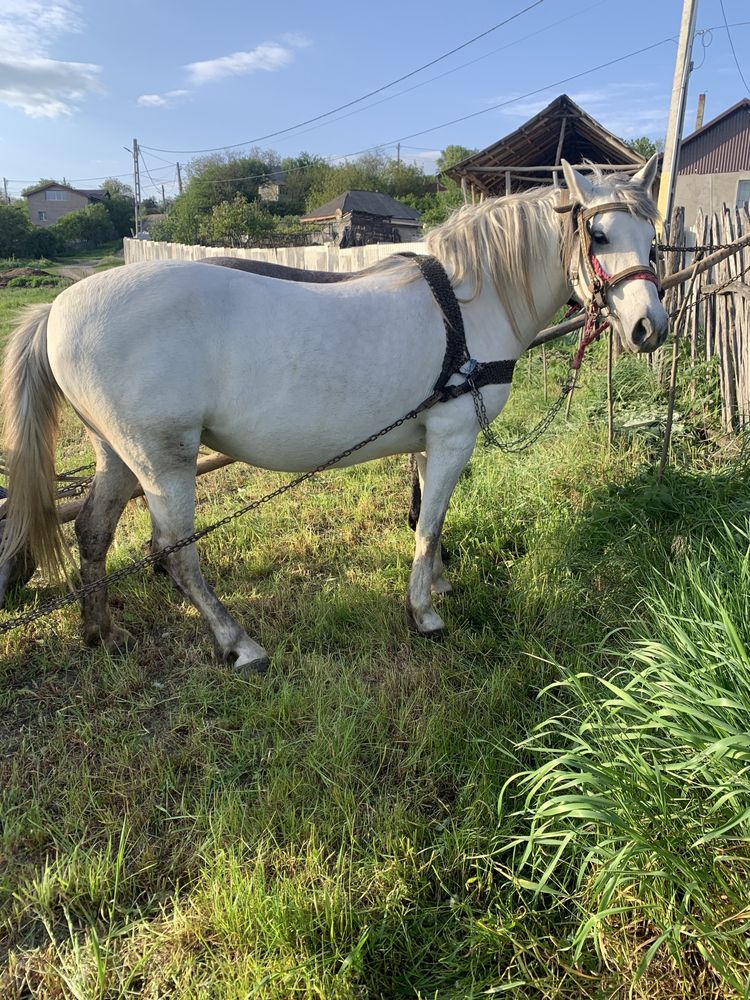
143 464 270 675
76 439 138 650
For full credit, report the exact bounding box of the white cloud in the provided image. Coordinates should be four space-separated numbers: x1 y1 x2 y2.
185 40 297 85
0 1 101 117
137 89 190 108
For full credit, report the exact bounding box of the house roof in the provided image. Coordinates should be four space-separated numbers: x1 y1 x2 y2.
301 190 421 222
444 94 644 195
678 98 750 174
23 181 107 201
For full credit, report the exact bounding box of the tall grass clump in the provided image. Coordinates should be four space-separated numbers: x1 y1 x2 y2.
502 522 750 996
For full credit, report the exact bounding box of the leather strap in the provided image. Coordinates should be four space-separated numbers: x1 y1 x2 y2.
397 252 516 393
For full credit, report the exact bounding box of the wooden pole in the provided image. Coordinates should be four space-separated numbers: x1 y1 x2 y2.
656 259 702 483
656 0 699 236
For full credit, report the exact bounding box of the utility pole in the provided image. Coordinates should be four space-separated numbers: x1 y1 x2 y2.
396 143 401 166
132 138 142 236
3 178 9 204
657 0 699 236
176 162 183 195
161 184 166 212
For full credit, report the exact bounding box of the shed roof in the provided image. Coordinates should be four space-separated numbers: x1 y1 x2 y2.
444 94 644 195
678 98 750 174
301 190 421 222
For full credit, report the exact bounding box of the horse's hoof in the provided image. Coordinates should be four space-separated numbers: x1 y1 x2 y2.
405 600 446 640
233 653 270 677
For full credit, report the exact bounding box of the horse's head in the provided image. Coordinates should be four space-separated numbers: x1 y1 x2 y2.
561 155 668 354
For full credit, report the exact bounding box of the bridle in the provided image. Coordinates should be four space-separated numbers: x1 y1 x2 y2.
557 198 663 369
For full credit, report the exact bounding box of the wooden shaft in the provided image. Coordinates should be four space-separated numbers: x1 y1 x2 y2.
53 452 235 526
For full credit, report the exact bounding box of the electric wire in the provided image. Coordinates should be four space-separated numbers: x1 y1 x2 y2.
140 0 547 154
719 0 750 96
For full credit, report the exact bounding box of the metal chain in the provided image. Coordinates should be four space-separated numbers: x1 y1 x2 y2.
468 374 576 453
0 404 427 637
657 242 739 253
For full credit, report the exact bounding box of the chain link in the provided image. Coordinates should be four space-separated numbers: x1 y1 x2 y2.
657 242 739 253
468 375 575 453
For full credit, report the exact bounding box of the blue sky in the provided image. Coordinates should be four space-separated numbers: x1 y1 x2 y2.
2 0 748 201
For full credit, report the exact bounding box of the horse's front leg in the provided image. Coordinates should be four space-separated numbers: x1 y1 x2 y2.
407 432 475 637
413 452 451 594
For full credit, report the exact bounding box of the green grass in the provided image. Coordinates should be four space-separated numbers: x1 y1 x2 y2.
54 240 124 262
2 284 749 997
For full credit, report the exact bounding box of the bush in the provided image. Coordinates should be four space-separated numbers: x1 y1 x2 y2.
6 274 71 288
50 203 115 248
0 204 62 257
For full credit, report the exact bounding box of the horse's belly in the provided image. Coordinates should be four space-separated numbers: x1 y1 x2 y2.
202 408 428 472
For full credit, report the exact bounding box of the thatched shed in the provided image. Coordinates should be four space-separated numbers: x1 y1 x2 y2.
443 94 645 199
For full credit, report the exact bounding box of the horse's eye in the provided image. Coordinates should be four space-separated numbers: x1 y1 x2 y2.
592 230 609 246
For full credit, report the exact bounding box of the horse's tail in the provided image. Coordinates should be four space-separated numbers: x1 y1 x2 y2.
0 303 67 580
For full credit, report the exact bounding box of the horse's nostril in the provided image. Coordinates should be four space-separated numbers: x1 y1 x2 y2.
631 319 650 345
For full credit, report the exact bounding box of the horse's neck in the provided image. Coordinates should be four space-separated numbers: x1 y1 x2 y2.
458 221 570 359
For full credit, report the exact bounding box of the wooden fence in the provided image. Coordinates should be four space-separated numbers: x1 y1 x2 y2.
660 203 750 432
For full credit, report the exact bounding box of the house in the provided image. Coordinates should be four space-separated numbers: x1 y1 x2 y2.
24 182 107 228
300 190 421 246
258 168 285 203
442 94 646 198
673 98 750 230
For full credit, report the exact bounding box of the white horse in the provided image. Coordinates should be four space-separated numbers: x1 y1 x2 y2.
0 159 666 673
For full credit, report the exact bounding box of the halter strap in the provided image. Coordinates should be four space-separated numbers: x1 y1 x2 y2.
573 201 662 304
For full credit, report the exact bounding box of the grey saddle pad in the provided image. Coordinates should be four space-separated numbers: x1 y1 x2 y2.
198 255 357 283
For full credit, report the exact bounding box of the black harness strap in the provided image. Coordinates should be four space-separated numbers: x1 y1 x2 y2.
398 252 516 398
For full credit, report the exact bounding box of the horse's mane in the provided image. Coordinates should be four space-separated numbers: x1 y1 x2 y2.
357 167 658 338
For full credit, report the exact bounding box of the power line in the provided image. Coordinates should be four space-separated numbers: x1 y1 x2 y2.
334 34 677 158
136 34 680 196
140 0 547 155
199 0 607 158
259 0 609 153
718 0 750 96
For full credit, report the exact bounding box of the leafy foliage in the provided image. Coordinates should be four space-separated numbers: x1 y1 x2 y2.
51 203 115 248
0 204 60 257
198 194 277 247
626 136 664 160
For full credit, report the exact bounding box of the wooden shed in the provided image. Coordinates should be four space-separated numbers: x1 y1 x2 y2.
443 94 645 199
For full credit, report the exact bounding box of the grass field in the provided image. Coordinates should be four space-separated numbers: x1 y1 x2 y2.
2 281 750 998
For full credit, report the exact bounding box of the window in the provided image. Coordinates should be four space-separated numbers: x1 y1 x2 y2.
737 179 750 208
37 210 47 221
45 189 69 201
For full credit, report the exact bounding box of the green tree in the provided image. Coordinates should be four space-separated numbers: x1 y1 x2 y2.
0 203 60 257
100 178 135 238
20 178 61 196
198 194 276 247
0 203 35 255
626 137 663 160
51 203 115 247
436 145 476 172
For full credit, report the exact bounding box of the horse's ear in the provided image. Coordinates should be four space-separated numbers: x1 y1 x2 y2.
631 153 660 191
561 160 594 204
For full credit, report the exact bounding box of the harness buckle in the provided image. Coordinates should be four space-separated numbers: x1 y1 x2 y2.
459 358 479 379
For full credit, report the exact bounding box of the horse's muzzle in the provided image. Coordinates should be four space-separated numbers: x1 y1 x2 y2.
627 309 669 353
